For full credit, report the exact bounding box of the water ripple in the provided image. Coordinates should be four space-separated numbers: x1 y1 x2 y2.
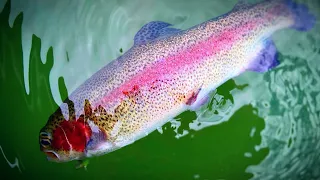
246 53 320 179
0 145 22 173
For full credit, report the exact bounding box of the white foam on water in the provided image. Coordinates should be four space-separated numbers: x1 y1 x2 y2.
0 145 22 173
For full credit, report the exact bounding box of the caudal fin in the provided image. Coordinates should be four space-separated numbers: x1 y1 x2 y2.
285 0 316 31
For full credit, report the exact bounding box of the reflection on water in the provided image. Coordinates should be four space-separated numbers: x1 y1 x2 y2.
0 145 22 173
0 0 319 179
245 54 320 179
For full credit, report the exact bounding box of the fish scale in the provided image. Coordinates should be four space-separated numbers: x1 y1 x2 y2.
39 0 316 163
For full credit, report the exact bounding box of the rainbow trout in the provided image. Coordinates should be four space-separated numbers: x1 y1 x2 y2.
39 0 315 165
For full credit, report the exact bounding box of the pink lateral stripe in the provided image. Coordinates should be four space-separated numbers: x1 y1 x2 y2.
97 21 257 107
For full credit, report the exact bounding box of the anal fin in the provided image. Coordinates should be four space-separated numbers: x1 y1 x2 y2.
247 39 279 73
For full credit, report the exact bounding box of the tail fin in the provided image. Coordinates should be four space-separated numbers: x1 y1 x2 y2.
285 0 316 31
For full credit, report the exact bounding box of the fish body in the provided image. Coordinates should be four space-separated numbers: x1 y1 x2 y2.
39 0 315 162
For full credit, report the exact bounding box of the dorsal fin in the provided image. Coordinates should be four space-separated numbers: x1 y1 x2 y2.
158 27 181 37
134 21 181 45
84 99 93 118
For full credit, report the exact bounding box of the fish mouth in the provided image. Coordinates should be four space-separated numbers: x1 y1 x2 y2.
43 150 60 161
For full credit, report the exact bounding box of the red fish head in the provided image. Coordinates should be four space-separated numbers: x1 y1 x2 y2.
39 110 92 162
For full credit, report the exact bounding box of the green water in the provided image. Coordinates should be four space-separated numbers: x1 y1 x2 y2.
0 0 319 179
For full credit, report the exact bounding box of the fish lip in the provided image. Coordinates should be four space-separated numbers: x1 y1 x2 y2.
43 150 61 161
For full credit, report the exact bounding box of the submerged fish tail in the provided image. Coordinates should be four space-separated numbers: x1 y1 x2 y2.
284 0 316 31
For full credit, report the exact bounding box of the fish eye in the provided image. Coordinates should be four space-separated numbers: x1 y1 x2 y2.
40 132 50 139
41 139 51 146
39 131 52 148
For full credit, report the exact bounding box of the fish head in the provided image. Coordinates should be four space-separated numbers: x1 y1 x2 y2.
39 108 92 162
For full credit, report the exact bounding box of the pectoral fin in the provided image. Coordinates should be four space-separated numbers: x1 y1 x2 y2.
65 98 76 121
189 94 210 111
76 159 89 170
186 87 210 111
